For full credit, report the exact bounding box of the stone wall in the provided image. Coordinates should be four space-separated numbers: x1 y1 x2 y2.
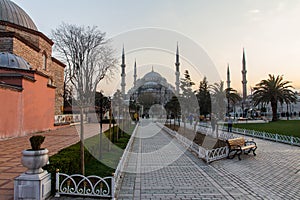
0 37 13 52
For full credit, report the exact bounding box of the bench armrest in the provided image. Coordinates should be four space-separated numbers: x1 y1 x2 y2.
245 140 256 146
229 145 242 150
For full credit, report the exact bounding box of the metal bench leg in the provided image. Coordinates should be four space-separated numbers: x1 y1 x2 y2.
237 150 242 160
252 147 257 156
227 150 237 159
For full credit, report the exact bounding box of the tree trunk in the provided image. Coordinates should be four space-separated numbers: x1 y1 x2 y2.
286 103 289 120
80 107 85 175
271 101 278 121
109 106 112 151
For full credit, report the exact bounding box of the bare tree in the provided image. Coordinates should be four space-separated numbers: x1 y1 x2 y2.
51 23 117 175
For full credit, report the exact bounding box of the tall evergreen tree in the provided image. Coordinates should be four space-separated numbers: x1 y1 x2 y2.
196 77 211 117
180 70 197 116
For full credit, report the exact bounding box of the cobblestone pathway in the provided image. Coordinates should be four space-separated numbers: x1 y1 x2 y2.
117 120 300 200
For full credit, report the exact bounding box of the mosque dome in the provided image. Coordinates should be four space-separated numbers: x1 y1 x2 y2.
0 52 32 70
0 0 38 31
144 71 162 81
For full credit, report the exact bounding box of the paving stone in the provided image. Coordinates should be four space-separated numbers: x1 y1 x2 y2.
116 119 300 199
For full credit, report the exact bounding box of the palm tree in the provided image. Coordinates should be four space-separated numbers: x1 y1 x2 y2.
252 74 297 121
226 87 242 116
210 81 242 119
210 81 226 120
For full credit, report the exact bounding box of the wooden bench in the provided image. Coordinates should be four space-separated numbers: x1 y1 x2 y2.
226 137 257 160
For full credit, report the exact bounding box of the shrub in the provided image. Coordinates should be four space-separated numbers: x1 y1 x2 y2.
29 135 45 150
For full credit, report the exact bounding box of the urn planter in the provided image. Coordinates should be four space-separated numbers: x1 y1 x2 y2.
21 148 49 174
15 135 51 200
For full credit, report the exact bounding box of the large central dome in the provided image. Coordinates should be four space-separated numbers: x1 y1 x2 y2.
144 71 162 80
0 0 37 31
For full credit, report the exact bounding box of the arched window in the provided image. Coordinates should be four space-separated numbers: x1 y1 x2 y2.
42 52 47 70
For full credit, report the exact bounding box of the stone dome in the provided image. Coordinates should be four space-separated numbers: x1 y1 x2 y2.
0 0 37 31
144 71 162 81
0 52 32 70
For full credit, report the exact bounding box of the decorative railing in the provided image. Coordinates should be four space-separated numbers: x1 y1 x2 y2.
196 125 236 141
198 122 300 146
157 123 229 163
114 123 139 194
55 170 114 199
221 126 300 146
54 114 82 125
205 146 229 163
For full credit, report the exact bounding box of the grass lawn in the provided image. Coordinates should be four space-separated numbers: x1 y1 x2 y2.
44 123 135 179
233 120 300 137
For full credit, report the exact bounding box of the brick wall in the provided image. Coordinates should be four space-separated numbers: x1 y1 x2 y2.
1 24 65 116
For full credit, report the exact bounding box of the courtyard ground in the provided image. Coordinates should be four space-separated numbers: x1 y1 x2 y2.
0 123 108 200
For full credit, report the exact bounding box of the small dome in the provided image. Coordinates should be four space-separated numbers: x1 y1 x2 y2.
0 0 37 31
0 52 32 70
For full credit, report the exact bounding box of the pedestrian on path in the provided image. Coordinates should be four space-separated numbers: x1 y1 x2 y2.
227 115 233 132
211 115 216 133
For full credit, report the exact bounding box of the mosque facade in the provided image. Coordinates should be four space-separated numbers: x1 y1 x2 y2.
120 45 180 116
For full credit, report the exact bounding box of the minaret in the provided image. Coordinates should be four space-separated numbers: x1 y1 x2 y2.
121 46 126 99
241 48 247 101
175 43 180 95
133 59 137 87
227 63 231 89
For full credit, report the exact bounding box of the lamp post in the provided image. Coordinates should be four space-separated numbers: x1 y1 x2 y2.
99 95 103 160
108 97 112 151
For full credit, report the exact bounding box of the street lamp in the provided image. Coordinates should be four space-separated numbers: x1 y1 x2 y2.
99 94 103 160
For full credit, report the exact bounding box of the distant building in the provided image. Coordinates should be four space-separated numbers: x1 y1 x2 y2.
120 44 180 116
128 67 175 105
0 0 65 138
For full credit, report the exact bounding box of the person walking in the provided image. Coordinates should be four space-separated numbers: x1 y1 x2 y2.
211 115 216 133
228 115 233 132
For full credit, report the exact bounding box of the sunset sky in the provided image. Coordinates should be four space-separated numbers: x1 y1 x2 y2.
14 0 300 95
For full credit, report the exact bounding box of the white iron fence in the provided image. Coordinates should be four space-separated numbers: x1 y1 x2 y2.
157 123 229 163
54 114 82 125
55 171 114 199
54 123 139 199
197 122 300 146
229 127 300 146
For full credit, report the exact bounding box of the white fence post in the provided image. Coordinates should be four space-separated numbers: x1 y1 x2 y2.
111 177 115 200
55 169 60 197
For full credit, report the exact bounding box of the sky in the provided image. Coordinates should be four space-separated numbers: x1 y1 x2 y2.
13 0 300 95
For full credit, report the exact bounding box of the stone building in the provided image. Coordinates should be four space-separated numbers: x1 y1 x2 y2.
0 0 65 114
128 68 175 106
121 44 180 116
0 0 65 138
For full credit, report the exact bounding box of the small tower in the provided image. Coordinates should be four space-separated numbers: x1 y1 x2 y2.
175 43 180 95
121 46 126 99
133 59 137 87
227 63 231 89
241 48 247 101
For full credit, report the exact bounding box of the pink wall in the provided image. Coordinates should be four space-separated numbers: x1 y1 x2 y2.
23 73 55 133
0 72 55 139
0 87 22 138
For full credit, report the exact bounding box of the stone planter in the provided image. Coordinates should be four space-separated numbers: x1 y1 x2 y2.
21 149 49 174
